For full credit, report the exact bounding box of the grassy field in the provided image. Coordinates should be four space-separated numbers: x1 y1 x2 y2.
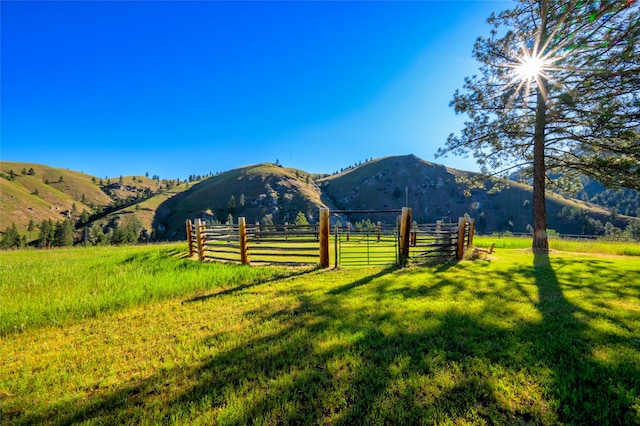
1 243 639 424
474 234 640 256
0 244 294 336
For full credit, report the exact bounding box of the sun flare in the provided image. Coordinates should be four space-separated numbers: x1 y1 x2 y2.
517 56 544 80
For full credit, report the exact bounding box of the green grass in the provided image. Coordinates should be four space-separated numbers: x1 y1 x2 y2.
1 244 639 424
475 234 640 256
0 243 295 336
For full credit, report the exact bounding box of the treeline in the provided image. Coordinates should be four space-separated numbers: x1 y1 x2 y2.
0 216 151 250
558 207 640 240
1 219 74 249
84 216 150 246
311 157 375 179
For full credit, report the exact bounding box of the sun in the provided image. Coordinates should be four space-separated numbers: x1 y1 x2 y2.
498 45 558 109
517 55 544 80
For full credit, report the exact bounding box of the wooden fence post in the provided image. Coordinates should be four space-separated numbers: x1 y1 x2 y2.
186 219 195 257
467 218 475 249
377 221 382 242
456 217 467 260
346 222 351 242
319 208 330 268
195 218 205 262
334 223 339 268
239 217 248 265
398 207 412 267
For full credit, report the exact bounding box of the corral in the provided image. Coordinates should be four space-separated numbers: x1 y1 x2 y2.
186 208 476 267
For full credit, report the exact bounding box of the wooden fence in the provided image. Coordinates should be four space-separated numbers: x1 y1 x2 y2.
186 208 475 267
187 218 321 266
409 217 475 261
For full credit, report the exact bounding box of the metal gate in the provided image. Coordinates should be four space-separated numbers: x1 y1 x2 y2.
330 210 402 267
335 226 398 266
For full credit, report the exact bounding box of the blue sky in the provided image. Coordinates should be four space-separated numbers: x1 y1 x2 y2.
2 1 511 180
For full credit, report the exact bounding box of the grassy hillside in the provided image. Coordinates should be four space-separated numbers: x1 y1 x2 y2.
1 244 639 424
91 179 196 240
0 161 197 239
154 163 336 240
0 162 112 231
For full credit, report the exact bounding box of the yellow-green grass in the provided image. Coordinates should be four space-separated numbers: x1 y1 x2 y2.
0 243 296 336
474 235 640 256
1 245 639 424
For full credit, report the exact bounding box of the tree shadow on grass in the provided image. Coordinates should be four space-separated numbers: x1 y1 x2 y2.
326 266 398 295
183 266 319 303
13 255 640 424
521 252 640 424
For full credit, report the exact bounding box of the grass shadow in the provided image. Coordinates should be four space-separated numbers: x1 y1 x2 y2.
183 266 319 303
326 266 397 295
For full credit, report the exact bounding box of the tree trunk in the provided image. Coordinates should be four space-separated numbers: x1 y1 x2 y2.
532 86 549 253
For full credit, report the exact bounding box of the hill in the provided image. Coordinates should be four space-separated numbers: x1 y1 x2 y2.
318 155 626 234
0 162 112 230
509 170 640 219
151 163 336 240
0 162 181 238
1 156 636 243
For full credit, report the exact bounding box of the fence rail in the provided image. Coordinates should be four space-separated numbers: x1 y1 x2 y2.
186 210 475 267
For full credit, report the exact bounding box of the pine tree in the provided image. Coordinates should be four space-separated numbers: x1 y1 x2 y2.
38 219 55 249
27 220 35 239
438 0 639 252
293 211 310 228
54 219 75 247
0 223 25 249
80 210 90 224
228 195 236 214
